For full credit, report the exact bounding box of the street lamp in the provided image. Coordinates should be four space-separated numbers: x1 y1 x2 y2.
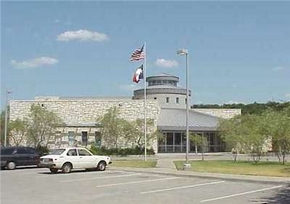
4 90 12 147
177 49 191 169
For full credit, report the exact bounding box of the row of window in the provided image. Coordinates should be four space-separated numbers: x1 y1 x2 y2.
54 131 102 147
148 80 177 86
165 97 187 104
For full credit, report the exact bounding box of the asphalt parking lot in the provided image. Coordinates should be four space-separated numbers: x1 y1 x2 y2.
1 167 289 204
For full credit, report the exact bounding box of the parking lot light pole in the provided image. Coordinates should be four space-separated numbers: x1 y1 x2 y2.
4 90 12 147
177 49 191 169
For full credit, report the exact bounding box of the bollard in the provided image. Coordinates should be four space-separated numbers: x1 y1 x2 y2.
183 163 192 170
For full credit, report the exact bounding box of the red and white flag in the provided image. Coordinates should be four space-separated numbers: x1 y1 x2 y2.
133 65 144 83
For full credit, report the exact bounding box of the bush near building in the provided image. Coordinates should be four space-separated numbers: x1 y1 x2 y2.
90 145 155 156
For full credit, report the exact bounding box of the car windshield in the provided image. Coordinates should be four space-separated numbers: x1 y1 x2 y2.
49 149 65 155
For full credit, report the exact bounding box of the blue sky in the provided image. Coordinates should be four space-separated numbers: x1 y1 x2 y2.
1 1 290 109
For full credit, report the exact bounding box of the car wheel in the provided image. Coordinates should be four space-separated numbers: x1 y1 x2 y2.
97 161 106 171
62 163 72 173
50 168 58 173
7 162 16 170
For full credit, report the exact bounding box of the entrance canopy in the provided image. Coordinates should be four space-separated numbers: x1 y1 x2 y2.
157 108 221 131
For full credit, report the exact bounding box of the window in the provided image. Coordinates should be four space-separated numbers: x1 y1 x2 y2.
175 133 181 145
68 131 75 146
78 149 91 156
82 131 88 146
67 149 77 156
1 148 14 155
50 149 66 155
185 98 187 104
176 97 179 104
166 97 169 103
95 132 102 147
17 148 28 154
18 147 35 154
166 133 173 145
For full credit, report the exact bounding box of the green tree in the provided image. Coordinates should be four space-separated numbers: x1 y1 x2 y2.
27 104 63 147
1 107 11 146
219 114 269 163
218 116 243 161
128 118 157 151
98 107 125 148
241 114 269 163
0 110 5 145
190 133 205 160
9 119 30 146
263 107 290 165
98 107 158 152
193 101 290 115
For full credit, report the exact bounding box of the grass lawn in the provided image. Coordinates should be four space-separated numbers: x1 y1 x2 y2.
174 160 290 177
111 160 157 168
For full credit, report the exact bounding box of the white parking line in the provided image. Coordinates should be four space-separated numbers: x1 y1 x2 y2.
19 171 48 175
141 181 225 194
60 173 142 182
36 170 128 178
2 170 48 176
96 177 179 188
200 185 283 203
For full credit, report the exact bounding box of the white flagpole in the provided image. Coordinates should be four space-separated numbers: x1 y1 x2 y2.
144 42 147 161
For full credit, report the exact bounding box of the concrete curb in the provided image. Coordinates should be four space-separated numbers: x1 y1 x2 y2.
109 167 290 185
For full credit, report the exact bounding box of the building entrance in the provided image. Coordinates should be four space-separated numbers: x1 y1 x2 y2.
158 131 225 153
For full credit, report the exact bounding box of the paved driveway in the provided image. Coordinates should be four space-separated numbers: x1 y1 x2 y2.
1 167 289 204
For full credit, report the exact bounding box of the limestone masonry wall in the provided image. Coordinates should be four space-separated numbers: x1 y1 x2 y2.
10 98 160 125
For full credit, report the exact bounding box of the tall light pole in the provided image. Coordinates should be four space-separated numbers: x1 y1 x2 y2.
4 90 12 147
177 49 191 169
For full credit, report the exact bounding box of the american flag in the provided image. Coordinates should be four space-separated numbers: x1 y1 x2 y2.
130 45 145 61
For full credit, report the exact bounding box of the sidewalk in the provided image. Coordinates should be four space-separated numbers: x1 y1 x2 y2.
111 156 290 185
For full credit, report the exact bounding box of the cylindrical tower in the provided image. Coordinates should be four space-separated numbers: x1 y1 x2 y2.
133 73 191 108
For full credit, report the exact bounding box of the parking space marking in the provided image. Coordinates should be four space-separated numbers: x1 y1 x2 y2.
96 177 179 188
11 171 47 175
140 180 225 194
200 185 283 203
60 173 142 182
36 170 125 177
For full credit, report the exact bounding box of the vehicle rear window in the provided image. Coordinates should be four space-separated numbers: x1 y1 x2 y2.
1 148 15 155
49 149 65 155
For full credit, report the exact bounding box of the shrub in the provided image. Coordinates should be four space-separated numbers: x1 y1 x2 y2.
36 145 49 156
89 145 155 156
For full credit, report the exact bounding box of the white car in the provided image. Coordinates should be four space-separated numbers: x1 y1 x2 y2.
40 147 111 173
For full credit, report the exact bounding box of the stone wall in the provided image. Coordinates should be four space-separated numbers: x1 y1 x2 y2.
9 98 160 151
10 98 160 124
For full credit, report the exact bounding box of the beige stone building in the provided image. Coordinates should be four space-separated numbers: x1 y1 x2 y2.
9 74 241 153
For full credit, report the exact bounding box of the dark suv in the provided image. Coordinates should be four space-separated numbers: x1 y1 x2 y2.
1 146 41 170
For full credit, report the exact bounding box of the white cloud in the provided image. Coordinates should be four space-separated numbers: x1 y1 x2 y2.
57 30 109 42
11 57 58 69
285 93 290 99
155 59 178 68
272 66 285 71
